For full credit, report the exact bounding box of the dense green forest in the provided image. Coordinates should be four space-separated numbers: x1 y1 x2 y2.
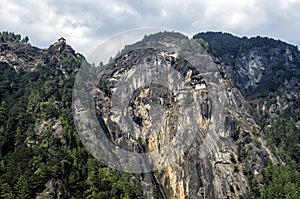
0 32 143 198
257 111 300 198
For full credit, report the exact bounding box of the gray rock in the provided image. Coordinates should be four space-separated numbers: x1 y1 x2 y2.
95 32 279 198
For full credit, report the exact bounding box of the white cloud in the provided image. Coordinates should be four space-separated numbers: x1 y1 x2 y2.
0 0 299 57
88 27 166 64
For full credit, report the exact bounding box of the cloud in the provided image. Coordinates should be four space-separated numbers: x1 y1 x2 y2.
88 27 166 64
0 0 299 57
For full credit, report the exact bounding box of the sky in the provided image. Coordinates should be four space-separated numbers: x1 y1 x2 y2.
1 0 300 58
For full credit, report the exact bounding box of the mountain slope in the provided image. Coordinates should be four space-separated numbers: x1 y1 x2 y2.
91 32 280 198
0 33 143 199
193 32 300 164
194 31 300 198
193 32 300 98
0 31 299 199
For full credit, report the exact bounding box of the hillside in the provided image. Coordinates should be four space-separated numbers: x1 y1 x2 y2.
0 32 143 198
194 31 300 198
0 31 299 198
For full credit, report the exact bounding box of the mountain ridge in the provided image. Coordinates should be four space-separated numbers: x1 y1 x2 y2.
0 30 299 198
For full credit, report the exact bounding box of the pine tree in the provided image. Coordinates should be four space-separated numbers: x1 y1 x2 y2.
15 175 31 199
0 183 15 199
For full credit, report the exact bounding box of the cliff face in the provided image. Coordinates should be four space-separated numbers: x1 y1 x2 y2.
1 31 297 198
95 32 279 198
194 32 300 140
193 32 300 198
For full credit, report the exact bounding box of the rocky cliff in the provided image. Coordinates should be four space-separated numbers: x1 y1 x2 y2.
193 32 300 125
193 32 300 198
94 32 280 198
1 31 299 199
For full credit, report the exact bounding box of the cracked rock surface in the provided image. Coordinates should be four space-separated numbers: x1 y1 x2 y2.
94 32 279 199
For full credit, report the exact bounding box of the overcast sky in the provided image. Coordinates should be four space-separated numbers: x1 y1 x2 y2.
1 0 300 57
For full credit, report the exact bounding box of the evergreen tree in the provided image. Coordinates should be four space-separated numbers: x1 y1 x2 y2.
0 183 15 199
15 175 31 199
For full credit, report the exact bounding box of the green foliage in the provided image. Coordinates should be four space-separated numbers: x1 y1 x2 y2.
21 36 29 43
0 35 144 198
0 31 28 43
193 38 213 53
265 117 300 166
254 137 261 149
98 78 111 96
193 32 241 59
246 95 300 198
234 165 239 173
195 30 300 199
260 165 300 199
153 186 160 199
15 175 31 199
254 115 300 198
0 183 15 199
238 142 247 162
193 32 299 96
230 126 240 141
85 159 142 199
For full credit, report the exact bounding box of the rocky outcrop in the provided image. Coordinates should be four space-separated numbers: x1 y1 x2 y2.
193 32 300 97
194 32 300 126
0 41 44 72
36 178 58 199
94 32 279 198
0 38 83 75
